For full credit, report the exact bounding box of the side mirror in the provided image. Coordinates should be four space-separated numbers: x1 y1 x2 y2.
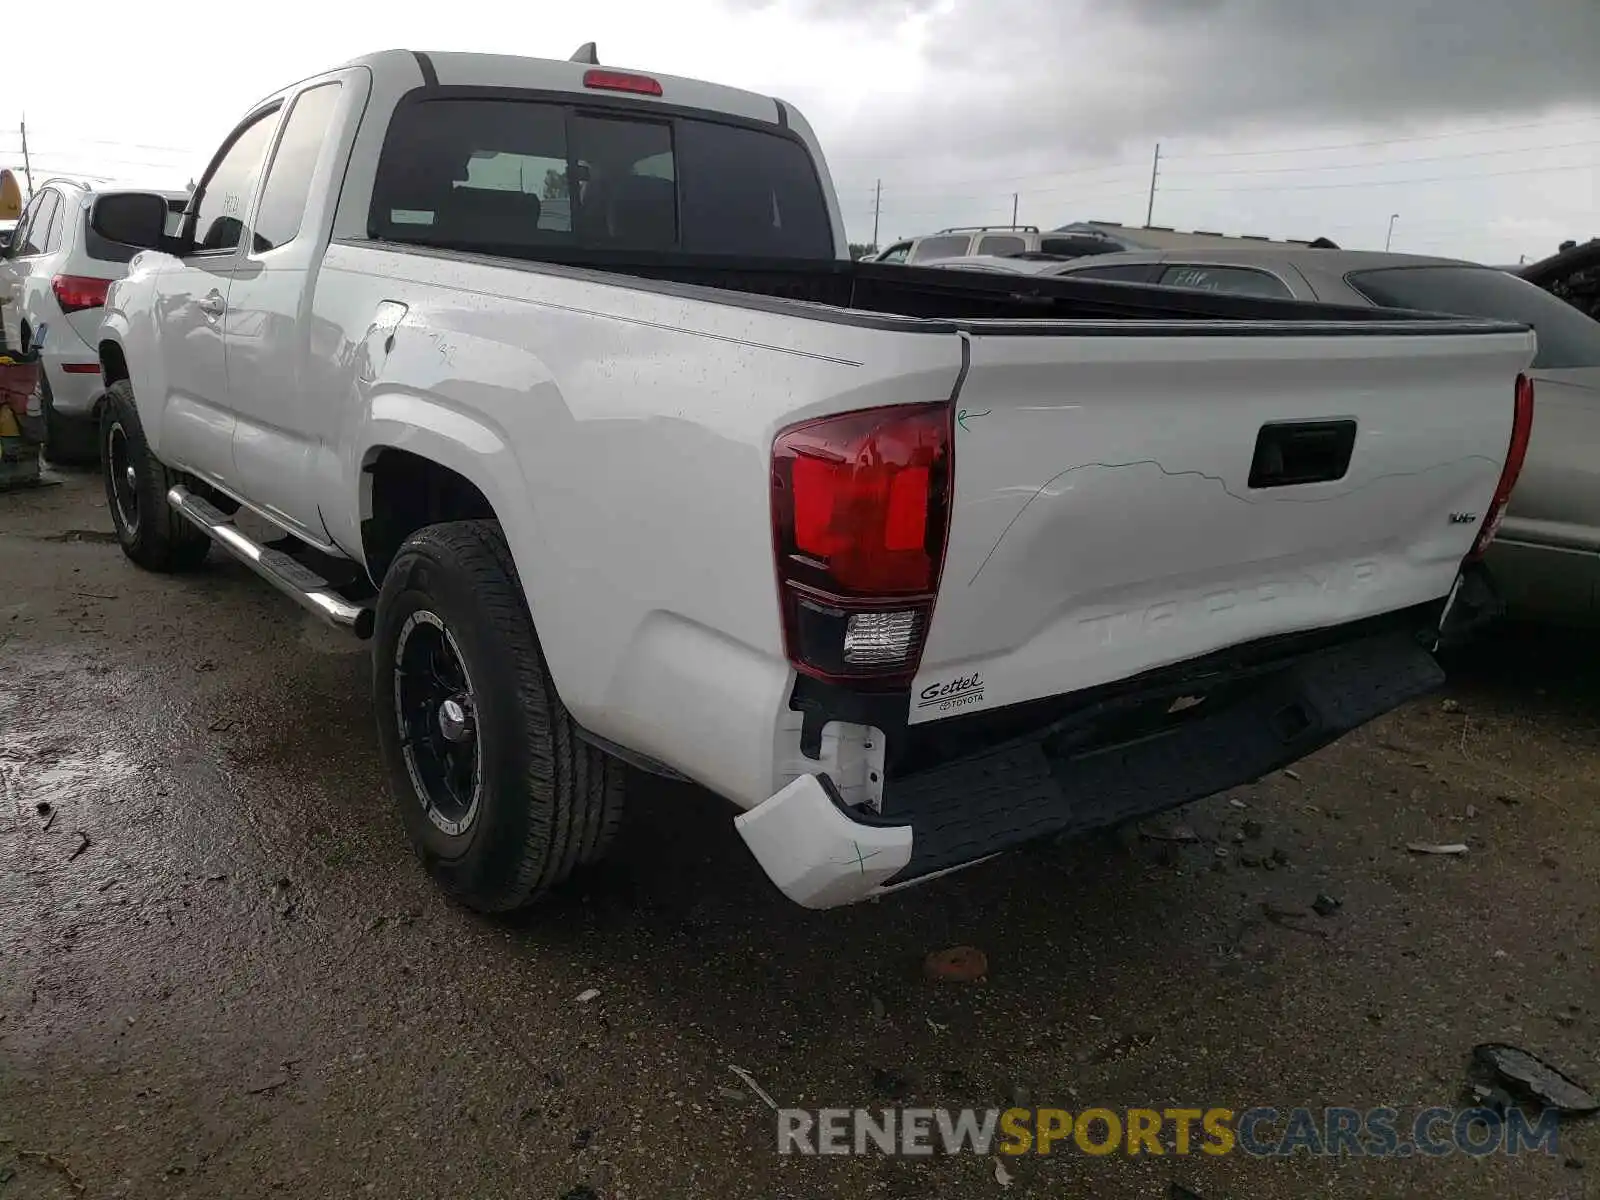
90 192 172 251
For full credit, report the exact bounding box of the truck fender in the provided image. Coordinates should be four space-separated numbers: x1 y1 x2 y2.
353 392 549 616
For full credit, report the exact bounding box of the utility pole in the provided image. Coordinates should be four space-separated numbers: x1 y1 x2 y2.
1144 142 1161 227
19 115 33 198
871 178 881 251
1011 193 1019 228
1385 213 1400 252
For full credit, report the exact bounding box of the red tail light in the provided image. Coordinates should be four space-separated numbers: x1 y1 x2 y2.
583 69 663 96
51 275 112 314
771 403 952 686
1469 373 1535 559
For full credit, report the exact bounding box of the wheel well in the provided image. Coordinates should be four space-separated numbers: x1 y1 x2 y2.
362 449 497 583
99 341 129 386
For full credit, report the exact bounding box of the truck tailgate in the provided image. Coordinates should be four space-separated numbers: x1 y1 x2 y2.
909 323 1536 723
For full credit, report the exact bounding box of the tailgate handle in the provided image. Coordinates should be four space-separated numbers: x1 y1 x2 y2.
1249 420 1357 489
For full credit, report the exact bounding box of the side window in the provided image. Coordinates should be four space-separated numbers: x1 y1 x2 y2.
909 234 974 262
878 243 911 264
43 189 71 252
1158 264 1293 299
976 234 1026 256
191 109 281 254
1062 263 1158 283
5 194 42 259
251 83 343 253
17 190 57 256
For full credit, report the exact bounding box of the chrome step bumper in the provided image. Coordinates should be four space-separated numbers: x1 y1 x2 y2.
167 485 374 638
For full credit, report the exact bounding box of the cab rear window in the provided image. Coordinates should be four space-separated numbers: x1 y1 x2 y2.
370 95 834 259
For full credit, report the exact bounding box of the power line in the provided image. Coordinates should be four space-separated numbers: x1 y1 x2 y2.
1163 114 1600 161
1162 138 1600 178
1160 159 1598 194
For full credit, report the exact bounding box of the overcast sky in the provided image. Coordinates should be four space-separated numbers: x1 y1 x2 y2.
7 0 1595 263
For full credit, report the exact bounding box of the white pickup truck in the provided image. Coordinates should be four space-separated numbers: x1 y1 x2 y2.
91 48 1536 911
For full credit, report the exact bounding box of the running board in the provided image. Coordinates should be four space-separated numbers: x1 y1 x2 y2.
167 485 375 638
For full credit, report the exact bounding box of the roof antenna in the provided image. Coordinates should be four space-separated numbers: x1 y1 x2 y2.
570 42 599 64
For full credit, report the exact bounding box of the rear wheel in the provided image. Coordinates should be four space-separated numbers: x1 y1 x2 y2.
373 520 626 911
100 379 209 571
40 374 98 465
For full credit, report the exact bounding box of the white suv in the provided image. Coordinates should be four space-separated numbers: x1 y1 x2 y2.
0 179 187 462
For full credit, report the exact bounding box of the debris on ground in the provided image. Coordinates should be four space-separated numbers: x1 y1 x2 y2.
558 1186 599 1200
1407 842 1469 856
1312 893 1343 917
1566 1157 1586 1170
575 988 601 1005
571 1127 594 1151
16 1150 85 1195
245 1073 291 1096
715 1086 748 1104
1229 798 1248 810
1170 1184 1206 1199
1241 820 1264 841
1471 1044 1599 1116
727 1065 778 1111
1465 804 1479 819
1139 820 1199 844
34 801 50 816
42 808 56 830
1262 902 1329 939
868 993 886 1021
994 1160 1014 1188
67 832 90 862
1283 769 1303 782
1442 698 1461 713
924 945 989 983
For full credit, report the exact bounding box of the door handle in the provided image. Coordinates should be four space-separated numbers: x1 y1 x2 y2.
198 292 226 318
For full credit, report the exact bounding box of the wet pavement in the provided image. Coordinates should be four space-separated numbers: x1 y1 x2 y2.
2 469 1598 1199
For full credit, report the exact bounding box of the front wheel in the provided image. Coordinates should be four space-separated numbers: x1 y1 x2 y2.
373 520 627 911
100 379 209 572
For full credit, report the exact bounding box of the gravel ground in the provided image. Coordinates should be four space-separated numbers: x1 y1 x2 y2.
2 468 1597 1199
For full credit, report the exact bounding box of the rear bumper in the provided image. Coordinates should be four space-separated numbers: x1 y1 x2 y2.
41 354 103 419
737 621 1443 908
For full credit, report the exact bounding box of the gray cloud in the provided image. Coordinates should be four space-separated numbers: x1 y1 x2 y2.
750 0 1599 253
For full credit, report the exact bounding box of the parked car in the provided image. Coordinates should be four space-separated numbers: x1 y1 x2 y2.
1521 239 1600 322
0 179 187 462
921 253 1061 275
1003 247 1598 624
94 49 1532 913
874 225 1121 265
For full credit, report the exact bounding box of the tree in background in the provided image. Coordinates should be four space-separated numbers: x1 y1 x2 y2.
848 242 877 260
543 169 569 201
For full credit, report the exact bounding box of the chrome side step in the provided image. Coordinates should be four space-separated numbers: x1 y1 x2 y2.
167 485 374 638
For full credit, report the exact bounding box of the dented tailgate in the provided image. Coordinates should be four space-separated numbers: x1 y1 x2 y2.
909 321 1536 723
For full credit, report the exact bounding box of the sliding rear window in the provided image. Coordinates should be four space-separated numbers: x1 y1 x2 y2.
369 95 834 259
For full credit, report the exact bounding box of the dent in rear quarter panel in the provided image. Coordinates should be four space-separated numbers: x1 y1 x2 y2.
313 243 964 806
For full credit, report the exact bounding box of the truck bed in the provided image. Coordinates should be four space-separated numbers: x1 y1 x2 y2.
356 241 1521 333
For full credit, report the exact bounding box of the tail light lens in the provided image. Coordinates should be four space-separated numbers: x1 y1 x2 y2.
51 275 112 314
771 403 952 686
1469 372 1535 559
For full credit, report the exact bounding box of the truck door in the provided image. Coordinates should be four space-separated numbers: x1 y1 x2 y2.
222 76 354 541
149 108 280 481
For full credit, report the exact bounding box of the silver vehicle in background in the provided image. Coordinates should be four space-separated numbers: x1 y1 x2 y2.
872 224 1122 265
950 245 1600 625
